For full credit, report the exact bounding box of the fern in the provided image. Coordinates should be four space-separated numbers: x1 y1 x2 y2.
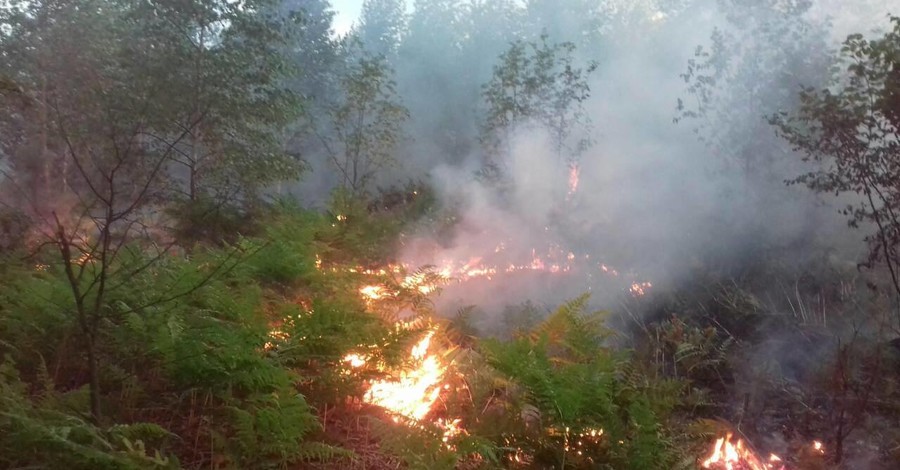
0 357 177 469
468 296 695 468
293 441 355 463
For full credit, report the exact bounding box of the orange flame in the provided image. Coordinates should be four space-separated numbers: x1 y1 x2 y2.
359 285 389 301
701 433 784 470
362 331 447 422
701 434 825 469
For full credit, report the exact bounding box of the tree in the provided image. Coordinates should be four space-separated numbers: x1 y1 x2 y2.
394 0 473 162
522 0 605 50
277 0 341 98
319 51 409 196
0 0 296 420
128 0 303 207
456 0 524 94
480 35 595 167
356 0 407 58
676 0 832 180
773 17 900 328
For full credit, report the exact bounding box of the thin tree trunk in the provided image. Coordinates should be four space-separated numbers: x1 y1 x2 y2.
86 332 102 421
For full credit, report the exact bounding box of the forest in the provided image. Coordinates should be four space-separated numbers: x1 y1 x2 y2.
0 0 899 468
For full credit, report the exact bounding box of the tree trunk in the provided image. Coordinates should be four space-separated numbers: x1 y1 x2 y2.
85 332 102 422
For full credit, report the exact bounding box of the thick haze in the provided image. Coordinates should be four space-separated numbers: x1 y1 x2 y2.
306 0 899 313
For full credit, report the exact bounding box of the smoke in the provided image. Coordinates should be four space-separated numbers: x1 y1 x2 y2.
388 0 865 317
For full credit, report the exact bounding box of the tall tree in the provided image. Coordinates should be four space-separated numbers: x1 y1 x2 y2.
522 0 605 50
356 0 407 59
129 0 303 206
395 0 470 162
676 0 832 180
319 52 409 196
774 18 900 329
271 0 343 199
480 35 595 168
276 0 341 105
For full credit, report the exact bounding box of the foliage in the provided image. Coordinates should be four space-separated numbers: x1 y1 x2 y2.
0 356 178 469
481 34 596 166
3 1 900 469
462 295 688 468
319 50 409 197
0 206 388 468
0 0 304 421
676 0 832 179
356 0 408 58
773 17 900 325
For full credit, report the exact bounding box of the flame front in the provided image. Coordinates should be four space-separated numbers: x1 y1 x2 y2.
361 331 447 421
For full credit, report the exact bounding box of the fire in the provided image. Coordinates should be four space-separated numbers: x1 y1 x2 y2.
701 434 826 470
629 281 652 296
701 433 784 470
344 353 367 368
437 418 465 447
319 237 654 299
567 163 580 199
362 331 447 421
360 285 389 301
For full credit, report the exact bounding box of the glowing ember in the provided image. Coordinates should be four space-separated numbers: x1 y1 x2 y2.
264 329 290 350
812 441 824 454
363 331 447 422
400 271 441 294
318 241 652 300
629 281 652 296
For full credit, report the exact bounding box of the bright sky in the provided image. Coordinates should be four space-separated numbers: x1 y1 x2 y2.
330 0 365 35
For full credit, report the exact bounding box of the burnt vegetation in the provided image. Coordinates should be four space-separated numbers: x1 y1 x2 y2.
0 1 899 469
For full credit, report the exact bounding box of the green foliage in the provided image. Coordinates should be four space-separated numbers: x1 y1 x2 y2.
321 49 410 196
371 418 465 470
467 295 686 469
644 315 734 385
167 198 264 247
773 17 900 322
241 209 324 286
0 357 178 469
481 34 595 163
0 204 393 467
221 390 346 468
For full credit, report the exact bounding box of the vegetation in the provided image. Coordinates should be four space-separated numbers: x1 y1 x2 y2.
0 0 898 469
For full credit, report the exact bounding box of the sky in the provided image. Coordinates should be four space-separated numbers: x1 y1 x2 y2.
330 0 364 35
326 1 900 38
